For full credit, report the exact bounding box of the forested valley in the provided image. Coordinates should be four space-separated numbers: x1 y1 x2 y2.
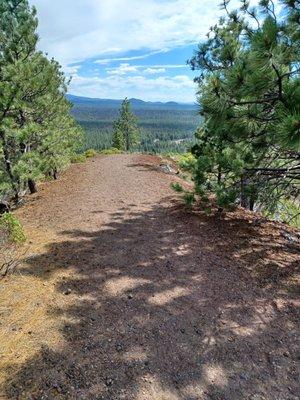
69 95 200 154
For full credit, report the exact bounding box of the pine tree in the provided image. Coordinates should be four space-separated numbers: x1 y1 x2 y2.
189 0 300 215
112 98 140 151
112 121 126 151
0 0 82 202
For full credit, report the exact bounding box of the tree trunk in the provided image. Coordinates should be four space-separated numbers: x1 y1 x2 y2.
216 207 223 217
249 192 256 211
217 165 222 185
28 179 38 194
125 130 130 152
240 172 248 209
53 168 58 180
0 130 19 202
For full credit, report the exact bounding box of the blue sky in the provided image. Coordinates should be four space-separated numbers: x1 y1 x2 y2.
29 0 255 102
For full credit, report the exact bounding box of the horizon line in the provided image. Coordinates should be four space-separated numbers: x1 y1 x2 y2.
67 93 197 106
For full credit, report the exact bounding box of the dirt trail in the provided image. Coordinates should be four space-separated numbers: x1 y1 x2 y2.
0 154 299 400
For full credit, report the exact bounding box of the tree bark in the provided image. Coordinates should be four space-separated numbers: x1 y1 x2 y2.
28 179 38 194
240 172 249 209
249 192 256 211
0 129 20 202
53 168 58 180
217 165 222 185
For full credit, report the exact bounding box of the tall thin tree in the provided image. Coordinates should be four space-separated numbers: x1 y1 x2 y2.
112 98 140 151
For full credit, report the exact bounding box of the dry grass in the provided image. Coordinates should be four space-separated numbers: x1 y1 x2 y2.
0 270 67 388
0 224 77 392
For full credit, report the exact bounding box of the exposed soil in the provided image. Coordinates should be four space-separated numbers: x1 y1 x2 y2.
0 154 299 400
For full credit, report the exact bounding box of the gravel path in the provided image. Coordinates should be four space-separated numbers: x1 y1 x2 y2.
0 154 299 400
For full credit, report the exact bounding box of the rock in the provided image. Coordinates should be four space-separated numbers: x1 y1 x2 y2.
127 293 133 300
282 231 299 243
160 164 178 175
116 344 123 352
194 326 203 336
105 378 113 387
64 288 72 295
239 372 249 381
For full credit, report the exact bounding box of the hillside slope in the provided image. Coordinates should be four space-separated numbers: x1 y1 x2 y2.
67 94 198 111
0 154 299 400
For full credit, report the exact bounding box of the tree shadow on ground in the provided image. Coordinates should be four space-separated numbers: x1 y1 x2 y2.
2 201 300 400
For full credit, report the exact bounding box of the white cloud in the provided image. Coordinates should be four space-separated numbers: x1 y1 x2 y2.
106 63 139 75
104 64 186 76
30 0 225 67
28 0 264 101
64 65 80 75
144 68 166 74
94 50 166 65
147 64 187 69
69 73 196 102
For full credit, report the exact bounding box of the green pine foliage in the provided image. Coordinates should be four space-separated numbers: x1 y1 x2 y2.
183 192 196 208
0 213 26 244
188 0 300 217
178 153 197 172
170 182 184 193
0 0 82 202
112 98 141 151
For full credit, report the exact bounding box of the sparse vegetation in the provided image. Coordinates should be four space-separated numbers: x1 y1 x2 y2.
0 213 26 277
84 149 97 158
0 213 26 244
170 182 184 193
100 148 124 155
71 154 87 164
265 199 300 228
183 191 196 208
177 153 196 172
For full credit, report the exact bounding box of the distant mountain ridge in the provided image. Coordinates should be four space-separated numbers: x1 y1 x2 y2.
67 94 197 111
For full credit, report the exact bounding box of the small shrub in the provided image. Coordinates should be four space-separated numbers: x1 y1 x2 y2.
178 153 196 172
71 154 86 163
264 199 300 228
282 201 300 228
100 147 123 155
84 149 97 158
0 213 26 277
216 188 237 209
0 213 26 244
162 152 179 158
204 206 212 216
183 192 196 208
171 182 184 193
